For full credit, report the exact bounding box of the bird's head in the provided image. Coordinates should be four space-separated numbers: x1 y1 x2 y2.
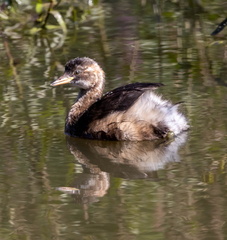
51 57 105 90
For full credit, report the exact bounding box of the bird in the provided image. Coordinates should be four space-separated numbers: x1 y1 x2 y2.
51 57 189 141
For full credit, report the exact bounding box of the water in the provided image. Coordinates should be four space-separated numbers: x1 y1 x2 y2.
0 0 227 239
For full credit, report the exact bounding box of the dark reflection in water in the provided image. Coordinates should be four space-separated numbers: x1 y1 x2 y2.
0 0 227 239
58 133 187 203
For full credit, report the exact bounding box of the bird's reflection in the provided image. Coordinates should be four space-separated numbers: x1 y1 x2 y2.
57 133 187 203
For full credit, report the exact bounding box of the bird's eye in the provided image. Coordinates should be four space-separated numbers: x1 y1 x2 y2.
65 66 70 72
75 70 81 75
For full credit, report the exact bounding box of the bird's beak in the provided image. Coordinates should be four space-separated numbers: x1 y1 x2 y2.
50 75 74 86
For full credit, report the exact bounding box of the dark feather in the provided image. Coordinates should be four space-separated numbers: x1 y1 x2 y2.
65 82 164 137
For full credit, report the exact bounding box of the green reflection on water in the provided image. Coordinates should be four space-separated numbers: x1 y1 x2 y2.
0 0 227 239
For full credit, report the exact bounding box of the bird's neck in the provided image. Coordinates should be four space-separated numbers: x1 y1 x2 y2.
66 83 104 125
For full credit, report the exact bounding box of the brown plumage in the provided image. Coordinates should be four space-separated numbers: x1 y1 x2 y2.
51 57 189 141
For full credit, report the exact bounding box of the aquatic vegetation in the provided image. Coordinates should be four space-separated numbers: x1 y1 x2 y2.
0 0 97 36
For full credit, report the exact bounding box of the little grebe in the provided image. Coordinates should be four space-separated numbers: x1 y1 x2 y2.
51 57 189 141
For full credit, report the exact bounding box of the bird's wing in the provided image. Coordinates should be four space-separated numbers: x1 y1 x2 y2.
71 83 163 134
85 82 163 121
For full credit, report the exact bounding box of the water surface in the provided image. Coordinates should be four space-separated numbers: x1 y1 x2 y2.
0 0 227 239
